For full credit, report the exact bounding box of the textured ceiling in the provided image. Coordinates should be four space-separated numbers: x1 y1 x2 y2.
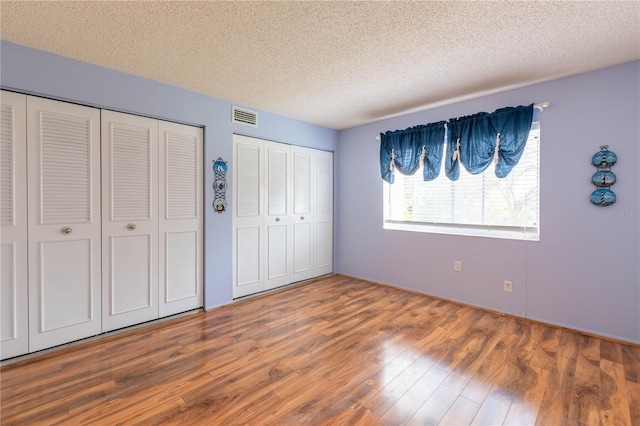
1 1 639 130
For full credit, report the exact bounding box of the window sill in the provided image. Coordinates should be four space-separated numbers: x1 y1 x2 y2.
383 221 539 241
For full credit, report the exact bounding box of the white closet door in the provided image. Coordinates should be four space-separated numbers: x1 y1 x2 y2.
314 150 333 277
264 141 291 290
233 135 264 298
27 96 101 352
158 121 203 317
1 91 28 359
290 146 314 283
101 111 158 331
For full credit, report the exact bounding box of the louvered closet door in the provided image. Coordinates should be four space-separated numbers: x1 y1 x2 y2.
101 111 158 331
233 135 264 298
264 141 291 290
27 96 101 352
158 121 203 317
290 146 314 283
1 91 28 359
314 150 333 277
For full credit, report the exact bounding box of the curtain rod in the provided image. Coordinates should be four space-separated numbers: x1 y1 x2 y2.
375 101 550 140
534 101 549 111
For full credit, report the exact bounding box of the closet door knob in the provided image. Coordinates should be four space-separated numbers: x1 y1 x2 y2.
300 216 305 220
127 223 137 231
61 226 72 235
275 217 280 222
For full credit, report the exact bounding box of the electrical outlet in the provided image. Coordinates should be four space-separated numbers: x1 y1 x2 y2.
504 280 513 293
454 260 462 271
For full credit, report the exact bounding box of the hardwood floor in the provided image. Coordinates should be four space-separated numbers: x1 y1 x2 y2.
2 275 639 425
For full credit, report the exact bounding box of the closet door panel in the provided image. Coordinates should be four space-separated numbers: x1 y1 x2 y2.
233 135 264 298
236 226 261 287
158 121 202 316
1 91 28 359
27 96 101 352
39 239 93 329
101 110 158 332
1 244 24 359
314 151 333 277
291 147 313 282
264 142 291 290
110 235 153 314
315 221 333 275
164 231 198 303
266 224 288 287
292 223 312 278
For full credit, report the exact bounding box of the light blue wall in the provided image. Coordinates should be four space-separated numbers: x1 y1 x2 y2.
3 41 638 343
0 41 338 310
337 61 640 344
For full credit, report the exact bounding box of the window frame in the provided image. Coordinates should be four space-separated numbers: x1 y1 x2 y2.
383 123 540 241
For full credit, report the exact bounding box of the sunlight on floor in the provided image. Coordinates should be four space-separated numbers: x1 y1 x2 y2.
377 341 538 424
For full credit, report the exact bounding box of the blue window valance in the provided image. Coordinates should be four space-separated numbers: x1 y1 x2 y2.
380 121 447 184
381 104 534 183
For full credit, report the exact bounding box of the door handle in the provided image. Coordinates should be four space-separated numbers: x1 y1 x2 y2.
61 226 72 235
300 216 305 220
127 223 137 231
275 217 280 222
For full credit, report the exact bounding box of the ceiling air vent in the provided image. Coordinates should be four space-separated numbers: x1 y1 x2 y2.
232 106 258 127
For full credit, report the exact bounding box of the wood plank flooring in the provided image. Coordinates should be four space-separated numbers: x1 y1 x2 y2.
2 275 639 425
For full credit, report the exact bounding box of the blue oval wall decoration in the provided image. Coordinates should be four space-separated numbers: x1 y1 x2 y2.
590 189 616 206
212 157 228 213
213 159 228 175
590 145 617 207
591 170 616 187
591 147 617 168
213 179 227 193
213 198 227 212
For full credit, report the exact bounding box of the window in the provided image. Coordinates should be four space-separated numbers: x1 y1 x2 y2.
383 122 540 240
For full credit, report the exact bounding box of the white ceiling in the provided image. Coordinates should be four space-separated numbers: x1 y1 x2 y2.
1 1 639 130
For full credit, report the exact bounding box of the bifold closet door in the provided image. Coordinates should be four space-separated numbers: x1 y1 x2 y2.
232 134 333 298
101 110 158 332
158 121 203 317
27 96 102 352
233 135 265 298
1 91 28 359
314 150 333 277
264 141 291 290
290 146 314 283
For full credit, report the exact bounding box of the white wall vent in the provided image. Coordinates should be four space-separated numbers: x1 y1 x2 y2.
232 106 258 127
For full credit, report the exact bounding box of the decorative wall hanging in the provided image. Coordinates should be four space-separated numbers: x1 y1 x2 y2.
213 157 228 213
590 145 617 207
